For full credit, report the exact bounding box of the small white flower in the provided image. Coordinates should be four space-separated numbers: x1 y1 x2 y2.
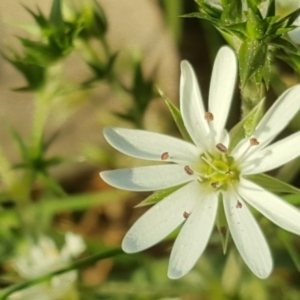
100 46 300 279
9 233 85 300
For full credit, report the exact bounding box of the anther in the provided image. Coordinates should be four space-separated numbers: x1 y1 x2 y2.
184 165 194 175
161 152 169 160
250 138 259 146
236 201 242 209
225 170 233 175
183 211 191 219
211 182 219 189
216 143 227 153
205 112 214 121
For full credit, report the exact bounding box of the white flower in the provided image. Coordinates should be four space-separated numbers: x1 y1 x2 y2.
100 46 300 279
9 233 85 300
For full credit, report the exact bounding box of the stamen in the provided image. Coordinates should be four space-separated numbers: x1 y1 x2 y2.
236 201 242 209
184 165 194 175
250 138 259 146
211 182 219 188
183 211 191 219
201 157 227 175
161 152 169 160
225 170 233 175
216 143 227 153
205 112 214 121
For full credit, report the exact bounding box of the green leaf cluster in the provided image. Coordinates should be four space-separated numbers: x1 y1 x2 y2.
187 0 300 87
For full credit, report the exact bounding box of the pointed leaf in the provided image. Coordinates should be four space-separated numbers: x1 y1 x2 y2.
238 39 268 86
265 0 275 18
245 174 300 194
135 183 187 208
279 230 300 272
229 98 264 152
270 37 298 53
217 193 229 254
157 88 192 143
50 0 64 27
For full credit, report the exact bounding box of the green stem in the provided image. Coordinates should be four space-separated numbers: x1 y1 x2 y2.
240 78 265 118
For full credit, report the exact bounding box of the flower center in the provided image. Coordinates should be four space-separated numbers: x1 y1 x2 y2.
194 151 240 190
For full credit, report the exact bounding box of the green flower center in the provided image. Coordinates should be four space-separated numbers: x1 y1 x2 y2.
193 152 240 190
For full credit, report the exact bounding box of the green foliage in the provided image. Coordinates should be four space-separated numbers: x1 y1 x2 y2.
186 0 300 91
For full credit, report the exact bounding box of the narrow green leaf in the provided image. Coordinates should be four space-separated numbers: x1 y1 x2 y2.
9 127 29 163
265 0 275 18
276 51 300 74
135 183 187 208
37 190 131 215
228 98 264 152
246 7 265 39
216 193 229 254
157 88 192 143
270 37 298 53
279 231 300 272
245 173 300 194
49 0 64 27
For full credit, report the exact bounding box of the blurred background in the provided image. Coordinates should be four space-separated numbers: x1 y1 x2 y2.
0 0 300 299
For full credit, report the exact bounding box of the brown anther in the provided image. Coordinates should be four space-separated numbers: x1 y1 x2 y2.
205 112 214 121
211 182 219 189
183 211 191 219
236 201 242 209
220 226 227 236
216 143 228 153
161 152 169 160
184 165 194 175
250 138 259 146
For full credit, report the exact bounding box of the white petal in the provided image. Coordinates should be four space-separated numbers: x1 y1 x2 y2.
122 181 200 253
252 85 300 147
168 192 218 279
100 164 197 191
242 131 300 175
103 127 200 164
180 61 210 149
208 46 237 133
223 190 273 279
238 179 300 235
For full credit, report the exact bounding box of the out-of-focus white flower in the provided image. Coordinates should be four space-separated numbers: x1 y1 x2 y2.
100 46 300 280
9 233 85 300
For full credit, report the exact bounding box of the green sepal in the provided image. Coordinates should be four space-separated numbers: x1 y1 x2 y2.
158 88 192 143
228 98 264 152
135 183 187 208
216 193 230 254
245 174 300 194
238 38 268 86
